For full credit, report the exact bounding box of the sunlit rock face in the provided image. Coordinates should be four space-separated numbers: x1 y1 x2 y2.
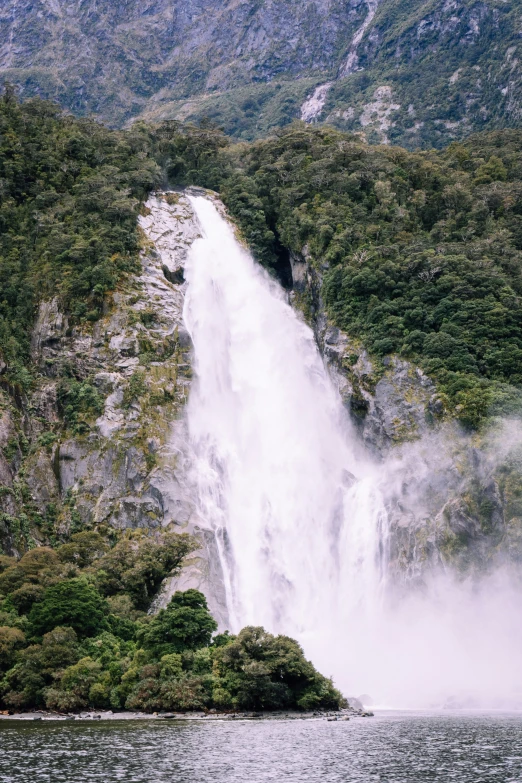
1 0 520 147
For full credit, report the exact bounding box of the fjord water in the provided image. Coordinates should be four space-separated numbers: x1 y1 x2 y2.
183 196 522 707
2 713 522 782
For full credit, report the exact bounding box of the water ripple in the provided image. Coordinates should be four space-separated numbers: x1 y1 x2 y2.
1 712 522 783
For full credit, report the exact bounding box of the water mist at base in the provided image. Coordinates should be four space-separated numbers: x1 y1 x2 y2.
183 196 522 709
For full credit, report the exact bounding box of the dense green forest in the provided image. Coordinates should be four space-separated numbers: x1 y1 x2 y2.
3 90 522 426
2 91 522 711
210 126 522 427
0 531 342 712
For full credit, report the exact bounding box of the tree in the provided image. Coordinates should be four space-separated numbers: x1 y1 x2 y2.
28 579 109 639
93 533 196 610
1 627 79 708
138 589 217 657
212 626 344 711
57 532 108 568
0 626 25 672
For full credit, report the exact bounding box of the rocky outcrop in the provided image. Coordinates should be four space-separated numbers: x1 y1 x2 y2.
0 190 228 627
290 247 522 584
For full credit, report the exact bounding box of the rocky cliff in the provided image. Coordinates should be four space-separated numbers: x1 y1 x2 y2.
2 187 521 625
0 0 520 148
0 190 228 625
290 246 522 586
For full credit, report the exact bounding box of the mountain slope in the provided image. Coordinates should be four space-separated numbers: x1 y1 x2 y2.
0 0 365 127
0 0 521 147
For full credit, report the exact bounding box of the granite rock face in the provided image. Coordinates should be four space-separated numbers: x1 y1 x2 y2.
289 246 522 585
0 191 228 627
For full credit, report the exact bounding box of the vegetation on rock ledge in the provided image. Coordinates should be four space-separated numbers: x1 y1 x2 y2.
207 125 522 427
0 530 343 713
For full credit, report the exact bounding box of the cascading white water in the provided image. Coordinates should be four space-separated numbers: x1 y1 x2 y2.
183 195 387 658
182 195 522 706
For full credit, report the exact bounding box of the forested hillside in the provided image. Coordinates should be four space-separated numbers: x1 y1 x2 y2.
203 125 522 427
2 92 522 425
2 93 522 712
0 88 157 386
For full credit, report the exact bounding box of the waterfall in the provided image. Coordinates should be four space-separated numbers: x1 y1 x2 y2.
182 195 522 707
183 195 387 652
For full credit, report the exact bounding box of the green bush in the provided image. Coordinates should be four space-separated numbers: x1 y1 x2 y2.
210 626 343 712
1 626 80 708
57 381 104 433
28 579 109 639
0 626 25 671
138 589 217 658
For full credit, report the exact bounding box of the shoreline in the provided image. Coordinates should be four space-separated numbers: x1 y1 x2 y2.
0 707 373 723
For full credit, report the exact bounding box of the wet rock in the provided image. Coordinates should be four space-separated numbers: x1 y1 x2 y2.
24 450 60 514
0 453 13 489
109 335 139 357
30 298 67 366
29 384 60 427
346 697 364 711
162 265 185 285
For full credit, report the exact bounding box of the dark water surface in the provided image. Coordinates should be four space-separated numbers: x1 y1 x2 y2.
1 711 521 783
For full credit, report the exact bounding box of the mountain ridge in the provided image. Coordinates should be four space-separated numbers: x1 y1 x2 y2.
1 0 521 147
